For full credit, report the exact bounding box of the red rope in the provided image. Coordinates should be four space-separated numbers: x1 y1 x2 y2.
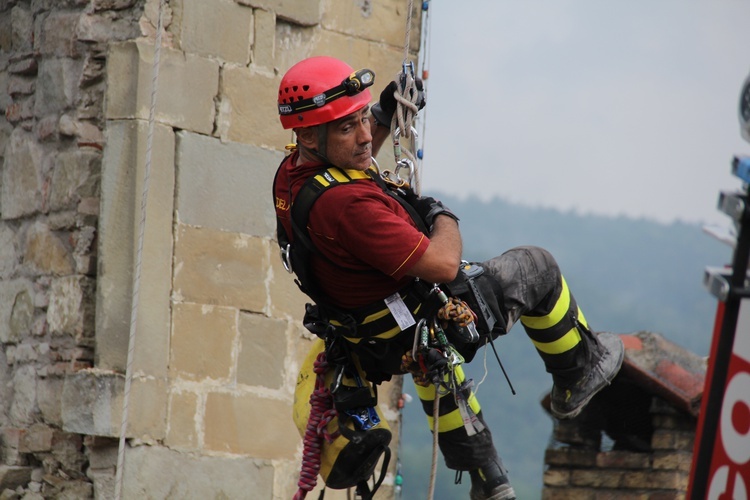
293 351 340 500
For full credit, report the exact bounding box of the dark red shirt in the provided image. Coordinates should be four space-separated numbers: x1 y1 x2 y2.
274 151 429 309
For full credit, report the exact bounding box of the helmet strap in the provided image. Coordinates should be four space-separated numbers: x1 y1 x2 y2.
316 124 328 159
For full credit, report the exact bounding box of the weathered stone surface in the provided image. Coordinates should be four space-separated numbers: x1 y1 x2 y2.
23 222 74 276
237 0 321 27
170 303 236 382
253 8 275 68
175 131 281 237
38 11 81 57
96 120 173 374
203 392 298 458
61 371 167 440
33 58 84 117
11 6 33 51
236 312 286 389
76 11 140 43
0 225 18 279
175 0 253 64
268 248 307 321
322 0 421 48
218 65 286 147
106 40 219 135
120 445 274 499
48 149 101 212
10 364 37 426
92 0 138 10
0 465 32 492
1 129 46 220
0 279 35 343
47 276 95 340
164 391 198 450
36 378 63 427
173 225 269 311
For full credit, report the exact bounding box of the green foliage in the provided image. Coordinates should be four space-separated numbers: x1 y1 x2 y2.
398 194 730 500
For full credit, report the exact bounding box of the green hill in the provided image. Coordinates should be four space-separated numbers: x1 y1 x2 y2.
398 193 732 499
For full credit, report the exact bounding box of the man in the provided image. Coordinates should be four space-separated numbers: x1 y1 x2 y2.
274 56 624 500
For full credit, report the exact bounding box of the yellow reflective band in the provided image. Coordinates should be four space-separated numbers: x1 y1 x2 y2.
425 393 481 433
577 307 588 328
313 173 331 187
342 168 370 180
520 276 570 330
531 326 581 355
337 303 423 344
414 366 466 401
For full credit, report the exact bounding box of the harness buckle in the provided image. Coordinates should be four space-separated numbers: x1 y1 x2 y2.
280 243 293 274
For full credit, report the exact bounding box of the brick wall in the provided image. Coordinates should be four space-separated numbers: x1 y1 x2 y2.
543 394 695 500
1 0 421 498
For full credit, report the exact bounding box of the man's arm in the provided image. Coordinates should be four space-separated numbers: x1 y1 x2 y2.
407 215 462 283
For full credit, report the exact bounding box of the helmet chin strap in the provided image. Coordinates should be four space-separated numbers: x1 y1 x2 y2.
297 124 331 165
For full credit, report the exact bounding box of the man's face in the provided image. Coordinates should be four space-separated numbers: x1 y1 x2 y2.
323 106 373 171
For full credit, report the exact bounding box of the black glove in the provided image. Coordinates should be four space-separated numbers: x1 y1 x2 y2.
371 77 426 127
404 191 459 231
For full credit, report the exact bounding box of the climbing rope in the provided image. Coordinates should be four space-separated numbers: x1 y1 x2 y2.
294 352 339 500
113 1 166 498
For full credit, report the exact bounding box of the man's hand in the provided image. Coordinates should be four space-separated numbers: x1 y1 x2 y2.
371 78 426 127
403 189 459 231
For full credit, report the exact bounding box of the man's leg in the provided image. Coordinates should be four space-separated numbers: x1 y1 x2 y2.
412 366 516 500
481 245 624 419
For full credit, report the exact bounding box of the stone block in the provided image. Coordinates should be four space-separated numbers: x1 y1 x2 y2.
651 429 695 451
544 447 598 468
10 364 37 426
543 468 570 487
620 470 688 490
0 466 32 492
36 378 63 427
0 225 18 280
268 251 307 321
595 450 650 469
253 8 275 69
542 488 597 500
48 149 101 212
237 0 321 27
61 370 167 440
322 0 421 48
106 40 219 135
47 276 95 341
23 222 75 276
0 14 11 51
120 445 274 498
173 224 268 312
203 391 299 458
0 279 34 343
1 129 47 220
175 131 281 237
19 424 53 453
217 65 286 148
170 303 236 382
37 11 81 57
97 120 174 374
175 0 253 65
652 451 693 472
236 312 287 389
76 11 140 43
33 58 83 117
11 6 33 51
570 469 623 488
164 391 198 450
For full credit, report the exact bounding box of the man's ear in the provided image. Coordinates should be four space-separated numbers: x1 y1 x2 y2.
295 126 318 150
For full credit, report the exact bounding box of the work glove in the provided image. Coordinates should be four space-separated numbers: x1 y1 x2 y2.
371 77 426 128
402 188 459 231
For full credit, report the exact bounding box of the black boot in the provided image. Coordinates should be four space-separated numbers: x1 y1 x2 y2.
550 330 624 420
468 458 516 500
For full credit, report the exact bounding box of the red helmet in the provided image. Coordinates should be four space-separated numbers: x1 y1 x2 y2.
278 56 374 129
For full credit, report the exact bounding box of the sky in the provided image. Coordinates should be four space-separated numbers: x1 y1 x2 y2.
414 0 750 227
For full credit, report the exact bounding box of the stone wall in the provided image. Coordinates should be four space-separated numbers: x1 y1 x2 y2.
1 0 421 498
